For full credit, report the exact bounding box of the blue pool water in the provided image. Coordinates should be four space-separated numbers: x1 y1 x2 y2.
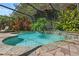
3 32 65 47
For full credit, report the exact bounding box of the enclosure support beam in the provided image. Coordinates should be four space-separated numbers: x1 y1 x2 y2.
0 4 33 20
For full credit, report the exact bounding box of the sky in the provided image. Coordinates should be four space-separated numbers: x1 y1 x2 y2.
0 3 16 16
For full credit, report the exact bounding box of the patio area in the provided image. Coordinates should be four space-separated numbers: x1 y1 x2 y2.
0 33 79 56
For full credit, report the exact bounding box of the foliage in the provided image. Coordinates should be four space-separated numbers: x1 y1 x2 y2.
0 3 79 32
9 17 32 31
31 18 48 32
56 8 79 32
0 15 12 30
0 15 32 31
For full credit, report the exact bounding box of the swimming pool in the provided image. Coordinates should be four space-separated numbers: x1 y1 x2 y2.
3 32 65 47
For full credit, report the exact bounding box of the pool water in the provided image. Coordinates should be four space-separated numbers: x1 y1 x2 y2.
3 32 65 47
3 36 24 46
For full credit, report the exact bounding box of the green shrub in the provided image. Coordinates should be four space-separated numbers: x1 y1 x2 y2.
31 18 48 32
56 8 79 32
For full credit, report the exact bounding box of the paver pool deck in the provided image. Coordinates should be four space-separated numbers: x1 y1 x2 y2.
0 33 79 56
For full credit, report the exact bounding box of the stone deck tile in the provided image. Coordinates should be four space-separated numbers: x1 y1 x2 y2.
0 44 13 55
28 51 37 56
35 40 79 56
35 40 71 56
35 43 59 56
64 40 79 45
54 48 65 56
57 44 71 55
47 49 57 56
69 44 79 56
39 52 54 56
5 46 32 56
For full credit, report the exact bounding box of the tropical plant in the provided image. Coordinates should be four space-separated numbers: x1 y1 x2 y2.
56 8 79 32
0 15 11 29
9 17 32 31
31 18 47 32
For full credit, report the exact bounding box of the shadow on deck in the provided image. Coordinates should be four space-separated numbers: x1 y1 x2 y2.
19 45 42 56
